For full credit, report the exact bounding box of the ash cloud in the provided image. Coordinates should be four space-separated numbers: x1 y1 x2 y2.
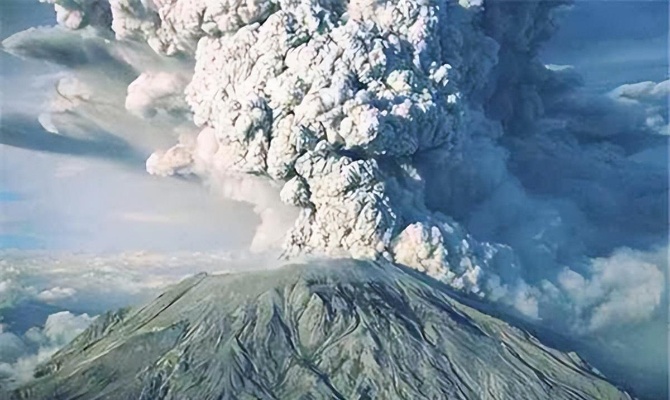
1 0 667 397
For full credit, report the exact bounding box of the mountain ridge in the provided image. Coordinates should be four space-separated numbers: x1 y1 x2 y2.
12 260 631 400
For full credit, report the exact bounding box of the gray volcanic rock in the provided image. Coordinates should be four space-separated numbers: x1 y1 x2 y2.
12 260 630 400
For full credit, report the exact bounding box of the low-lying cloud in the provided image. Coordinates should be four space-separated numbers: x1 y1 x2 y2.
0 249 281 389
0 311 94 388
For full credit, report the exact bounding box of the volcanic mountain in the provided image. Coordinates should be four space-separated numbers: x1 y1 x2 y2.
12 260 630 400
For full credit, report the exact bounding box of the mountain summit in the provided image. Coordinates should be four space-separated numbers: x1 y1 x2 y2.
13 260 630 400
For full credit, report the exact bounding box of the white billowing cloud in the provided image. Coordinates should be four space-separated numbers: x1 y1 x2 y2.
145 136 195 177
108 0 277 55
36 287 77 303
0 266 37 310
0 328 27 363
0 311 94 388
558 247 665 333
40 311 94 345
125 71 191 118
609 79 669 135
610 80 670 104
39 0 112 30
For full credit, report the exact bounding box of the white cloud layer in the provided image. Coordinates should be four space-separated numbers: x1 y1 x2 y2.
0 311 94 388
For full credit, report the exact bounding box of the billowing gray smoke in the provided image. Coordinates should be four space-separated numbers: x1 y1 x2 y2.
2 0 667 397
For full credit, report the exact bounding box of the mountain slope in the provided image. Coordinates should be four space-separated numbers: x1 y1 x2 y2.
13 260 630 400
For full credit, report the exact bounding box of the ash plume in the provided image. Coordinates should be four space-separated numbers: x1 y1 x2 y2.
1 0 667 396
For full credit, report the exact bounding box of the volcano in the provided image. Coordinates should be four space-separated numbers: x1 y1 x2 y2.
12 260 629 400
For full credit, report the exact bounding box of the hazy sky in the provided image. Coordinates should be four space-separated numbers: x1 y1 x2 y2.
542 0 668 91
0 0 262 253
